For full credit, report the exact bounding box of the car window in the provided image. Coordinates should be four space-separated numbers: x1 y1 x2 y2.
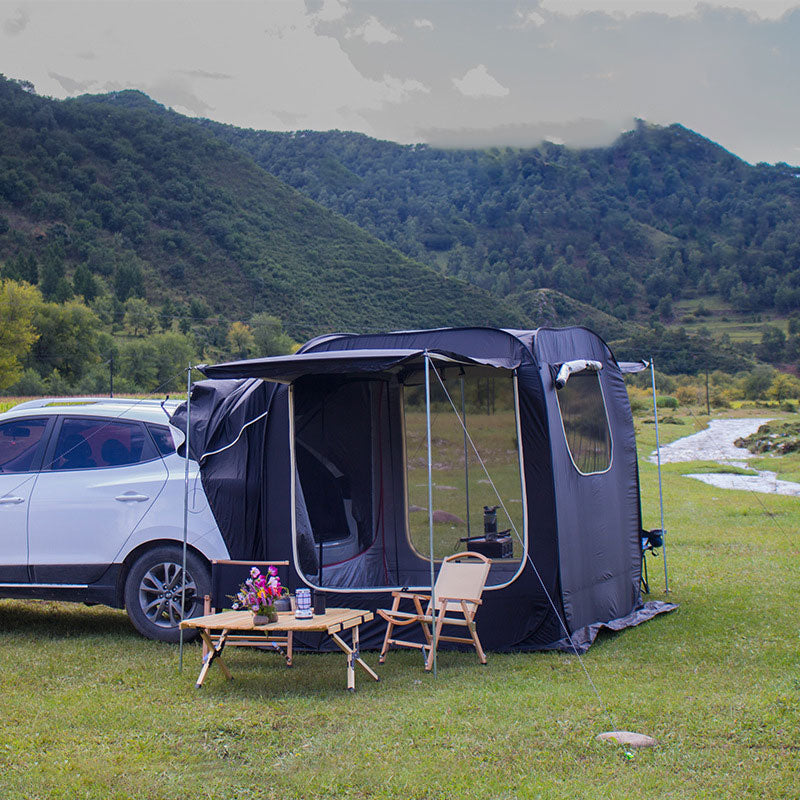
0 418 48 474
147 424 177 457
50 418 157 471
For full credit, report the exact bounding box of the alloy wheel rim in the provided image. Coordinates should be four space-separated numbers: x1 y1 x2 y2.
138 561 198 628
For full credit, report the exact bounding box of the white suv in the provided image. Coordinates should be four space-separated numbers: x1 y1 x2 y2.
0 397 229 641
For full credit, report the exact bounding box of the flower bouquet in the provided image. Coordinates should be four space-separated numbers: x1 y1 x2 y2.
231 566 285 624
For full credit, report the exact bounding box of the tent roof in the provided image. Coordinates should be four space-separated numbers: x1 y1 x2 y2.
198 348 523 383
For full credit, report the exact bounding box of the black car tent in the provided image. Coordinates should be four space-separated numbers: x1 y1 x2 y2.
172 326 674 653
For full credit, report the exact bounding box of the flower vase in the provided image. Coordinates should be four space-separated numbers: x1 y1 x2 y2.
253 610 278 625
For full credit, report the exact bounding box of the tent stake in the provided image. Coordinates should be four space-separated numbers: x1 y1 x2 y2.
650 358 669 593
179 364 192 670
424 352 437 676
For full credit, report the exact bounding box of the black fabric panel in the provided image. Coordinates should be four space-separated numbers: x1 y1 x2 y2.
510 364 565 648
264 388 294 566
533 328 642 634
171 378 276 561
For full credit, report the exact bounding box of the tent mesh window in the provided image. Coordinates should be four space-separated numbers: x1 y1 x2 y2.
556 372 612 475
403 373 525 568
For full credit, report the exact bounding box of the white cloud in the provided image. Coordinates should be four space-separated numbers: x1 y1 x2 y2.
346 15 400 43
453 64 510 98
382 75 430 101
414 18 434 30
314 0 350 22
515 9 547 27
538 0 799 19
2 7 29 36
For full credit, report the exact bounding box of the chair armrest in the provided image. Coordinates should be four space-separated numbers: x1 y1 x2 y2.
391 590 430 600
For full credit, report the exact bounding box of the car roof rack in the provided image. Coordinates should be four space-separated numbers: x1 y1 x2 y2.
9 397 180 411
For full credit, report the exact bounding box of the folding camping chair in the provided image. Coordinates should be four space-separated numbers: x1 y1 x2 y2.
199 560 291 659
377 551 491 671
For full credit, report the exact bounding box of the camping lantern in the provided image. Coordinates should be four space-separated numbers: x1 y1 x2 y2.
295 588 312 619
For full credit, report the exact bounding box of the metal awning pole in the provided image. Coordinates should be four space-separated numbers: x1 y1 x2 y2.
461 375 470 539
650 358 669 593
179 365 192 670
424 352 437 676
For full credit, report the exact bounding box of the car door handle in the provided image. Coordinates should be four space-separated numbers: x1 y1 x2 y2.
115 493 150 502
0 496 25 505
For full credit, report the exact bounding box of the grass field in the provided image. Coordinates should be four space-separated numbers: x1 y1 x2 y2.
671 297 791 343
1 411 799 798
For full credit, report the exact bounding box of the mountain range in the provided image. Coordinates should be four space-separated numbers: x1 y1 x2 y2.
2 73 797 373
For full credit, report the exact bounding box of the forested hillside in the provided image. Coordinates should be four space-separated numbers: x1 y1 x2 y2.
205 123 800 323
1 71 796 393
0 75 523 343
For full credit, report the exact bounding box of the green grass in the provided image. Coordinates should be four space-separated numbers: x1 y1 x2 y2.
1 412 799 798
671 297 790 343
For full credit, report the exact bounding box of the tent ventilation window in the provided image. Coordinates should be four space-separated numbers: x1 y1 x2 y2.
555 367 612 475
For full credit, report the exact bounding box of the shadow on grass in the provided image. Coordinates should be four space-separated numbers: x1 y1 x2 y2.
0 598 139 640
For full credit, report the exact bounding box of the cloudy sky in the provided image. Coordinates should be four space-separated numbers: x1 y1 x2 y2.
2 0 799 164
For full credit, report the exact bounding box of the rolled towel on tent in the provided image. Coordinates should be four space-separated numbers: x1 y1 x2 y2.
555 359 603 389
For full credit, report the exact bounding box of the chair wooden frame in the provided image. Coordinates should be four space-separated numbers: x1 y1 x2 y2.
377 551 491 671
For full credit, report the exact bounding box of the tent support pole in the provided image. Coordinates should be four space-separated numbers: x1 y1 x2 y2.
179 365 192 671
461 375 470 539
424 352 437 676
650 358 669 593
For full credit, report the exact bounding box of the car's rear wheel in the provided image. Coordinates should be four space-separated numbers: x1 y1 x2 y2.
124 545 210 642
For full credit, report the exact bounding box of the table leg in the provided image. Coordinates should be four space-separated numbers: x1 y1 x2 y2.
195 628 233 688
351 625 379 682
286 630 293 667
330 626 379 691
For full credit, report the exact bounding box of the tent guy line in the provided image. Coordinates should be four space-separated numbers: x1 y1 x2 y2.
430 359 614 721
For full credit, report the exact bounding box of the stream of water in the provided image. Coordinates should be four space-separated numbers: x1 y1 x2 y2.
649 417 800 496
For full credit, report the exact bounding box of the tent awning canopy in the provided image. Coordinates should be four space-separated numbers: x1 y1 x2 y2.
618 360 650 374
198 348 523 383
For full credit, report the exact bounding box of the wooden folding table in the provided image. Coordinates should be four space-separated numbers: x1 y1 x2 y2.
180 608 380 691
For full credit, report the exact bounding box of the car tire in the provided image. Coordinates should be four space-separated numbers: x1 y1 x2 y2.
124 545 211 643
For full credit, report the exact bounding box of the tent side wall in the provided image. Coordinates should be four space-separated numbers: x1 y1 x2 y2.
532 328 642 634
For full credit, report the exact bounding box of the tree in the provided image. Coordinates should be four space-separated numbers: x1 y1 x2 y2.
123 296 157 336
72 263 98 301
38 243 72 302
117 339 157 389
226 321 255 359
113 258 144 301
28 300 102 382
151 331 196 391
249 312 295 356
757 325 786 363
741 366 776 400
768 373 800 403
0 279 42 389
